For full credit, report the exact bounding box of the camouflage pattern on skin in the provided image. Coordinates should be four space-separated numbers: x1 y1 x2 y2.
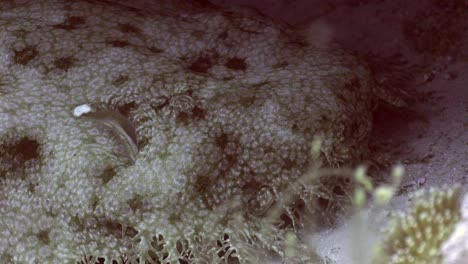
0 0 389 263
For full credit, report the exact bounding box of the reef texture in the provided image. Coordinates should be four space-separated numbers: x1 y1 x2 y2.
0 0 394 263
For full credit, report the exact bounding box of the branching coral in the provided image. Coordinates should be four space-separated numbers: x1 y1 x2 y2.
374 186 462 264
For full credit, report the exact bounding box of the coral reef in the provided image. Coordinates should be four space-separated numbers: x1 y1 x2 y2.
0 0 406 263
374 186 462 264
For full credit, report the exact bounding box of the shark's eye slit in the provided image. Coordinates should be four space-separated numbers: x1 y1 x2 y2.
146 92 205 126
169 94 194 113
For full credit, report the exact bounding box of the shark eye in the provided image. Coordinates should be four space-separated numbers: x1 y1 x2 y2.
168 94 194 113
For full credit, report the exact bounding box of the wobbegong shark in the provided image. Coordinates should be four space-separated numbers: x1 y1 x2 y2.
0 0 408 263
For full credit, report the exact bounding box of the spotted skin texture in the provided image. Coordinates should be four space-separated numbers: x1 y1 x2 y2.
0 0 378 263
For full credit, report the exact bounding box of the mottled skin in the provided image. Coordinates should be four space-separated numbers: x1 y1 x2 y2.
0 0 380 263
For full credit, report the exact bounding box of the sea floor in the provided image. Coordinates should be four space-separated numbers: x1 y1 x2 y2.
210 0 468 262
